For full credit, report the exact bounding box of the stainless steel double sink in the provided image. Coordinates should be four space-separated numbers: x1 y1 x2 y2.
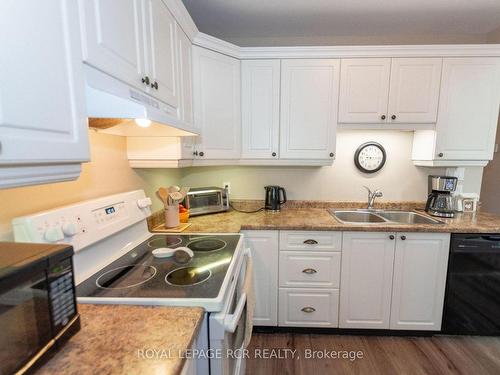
330 209 444 225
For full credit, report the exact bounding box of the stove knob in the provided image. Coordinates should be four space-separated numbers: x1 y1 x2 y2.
62 222 78 237
44 227 64 243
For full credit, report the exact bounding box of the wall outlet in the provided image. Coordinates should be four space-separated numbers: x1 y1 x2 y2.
223 182 231 194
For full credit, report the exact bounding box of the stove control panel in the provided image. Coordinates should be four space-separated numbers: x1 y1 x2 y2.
12 190 151 252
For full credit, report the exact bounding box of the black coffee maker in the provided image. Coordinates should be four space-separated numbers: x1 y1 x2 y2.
264 186 287 212
425 175 458 218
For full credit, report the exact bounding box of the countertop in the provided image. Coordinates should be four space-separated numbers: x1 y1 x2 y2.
37 304 204 375
151 208 500 234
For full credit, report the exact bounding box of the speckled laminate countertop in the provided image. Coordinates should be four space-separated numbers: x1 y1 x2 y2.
36 304 204 375
151 208 500 234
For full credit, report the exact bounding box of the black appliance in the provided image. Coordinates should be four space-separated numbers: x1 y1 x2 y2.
425 175 457 218
77 234 241 300
264 186 287 212
443 234 500 335
0 242 80 375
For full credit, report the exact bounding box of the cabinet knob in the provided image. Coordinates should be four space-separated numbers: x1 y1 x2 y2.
438 152 444 158
302 268 317 275
329 152 335 158
301 306 316 313
401 235 407 240
199 151 204 157
151 81 158 90
193 151 198 156
272 152 277 157
391 115 397 120
381 115 386 120
141 76 150 85
303 239 318 245
389 235 395 240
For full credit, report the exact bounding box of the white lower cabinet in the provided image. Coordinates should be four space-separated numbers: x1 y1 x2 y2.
242 231 279 326
339 231 450 331
279 288 339 327
278 230 341 327
390 233 450 330
339 232 396 329
279 251 341 288
245 229 450 331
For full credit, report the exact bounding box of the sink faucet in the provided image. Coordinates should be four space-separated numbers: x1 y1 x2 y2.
364 186 383 210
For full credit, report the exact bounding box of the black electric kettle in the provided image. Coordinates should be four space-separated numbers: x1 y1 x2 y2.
264 186 287 211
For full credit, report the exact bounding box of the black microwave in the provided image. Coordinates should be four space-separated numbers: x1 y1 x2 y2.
0 242 80 374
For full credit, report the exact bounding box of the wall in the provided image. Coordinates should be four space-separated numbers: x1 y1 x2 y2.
227 33 491 47
480 115 500 214
180 130 445 201
488 26 500 43
0 131 179 240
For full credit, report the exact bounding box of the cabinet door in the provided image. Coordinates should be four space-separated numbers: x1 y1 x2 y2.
193 47 241 159
338 58 391 123
280 59 339 159
435 58 500 160
79 0 146 90
241 60 280 159
0 1 88 167
387 58 442 123
390 233 450 331
177 28 194 127
241 231 278 326
144 0 178 107
339 232 395 329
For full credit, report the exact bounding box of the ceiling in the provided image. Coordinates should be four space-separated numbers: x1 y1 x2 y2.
182 0 500 46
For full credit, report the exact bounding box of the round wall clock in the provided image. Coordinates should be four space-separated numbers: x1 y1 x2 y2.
354 142 386 173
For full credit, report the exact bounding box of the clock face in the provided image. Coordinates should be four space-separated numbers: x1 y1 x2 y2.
354 142 386 173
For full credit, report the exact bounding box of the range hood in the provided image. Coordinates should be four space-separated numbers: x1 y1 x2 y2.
84 65 198 137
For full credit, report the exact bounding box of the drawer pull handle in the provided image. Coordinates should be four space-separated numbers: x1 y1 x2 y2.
301 307 316 313
303 239 318 245
302 268 317 275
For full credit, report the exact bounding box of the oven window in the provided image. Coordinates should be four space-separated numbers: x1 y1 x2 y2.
0 274 52 374
190 193 221 208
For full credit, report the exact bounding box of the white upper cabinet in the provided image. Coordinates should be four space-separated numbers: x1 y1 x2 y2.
241 60 281 159
339 58 442 124
339 58 391 124
339 232 395 329
280 59 339 159
412 57 500 165
390 233 450 331
387 58 442 123
143 0 178 107
434 58 500 161
192 46 241 159
80 0 180 108
0 0 89 188
79 0 146 90
177 28 194 127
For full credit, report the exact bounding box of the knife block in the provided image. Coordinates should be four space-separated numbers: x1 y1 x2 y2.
165 206 180 228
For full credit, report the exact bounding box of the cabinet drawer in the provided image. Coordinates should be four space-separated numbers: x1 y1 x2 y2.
279 288 339 327
279 252 341 288
279 231 342 251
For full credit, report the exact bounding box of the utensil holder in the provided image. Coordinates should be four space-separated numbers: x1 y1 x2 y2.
165 206 180 228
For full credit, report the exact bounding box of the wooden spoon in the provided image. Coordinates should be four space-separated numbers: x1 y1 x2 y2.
156 187 170 207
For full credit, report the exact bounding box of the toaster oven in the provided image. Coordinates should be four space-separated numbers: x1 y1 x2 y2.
183 186 229 216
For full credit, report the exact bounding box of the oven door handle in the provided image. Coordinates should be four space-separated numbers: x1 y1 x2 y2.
223 248 251 333
224 292 247 333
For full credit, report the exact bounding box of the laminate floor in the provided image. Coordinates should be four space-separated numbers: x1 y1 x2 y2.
245 333 500 375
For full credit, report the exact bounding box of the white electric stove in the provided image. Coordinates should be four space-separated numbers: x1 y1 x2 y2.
12 190 250 375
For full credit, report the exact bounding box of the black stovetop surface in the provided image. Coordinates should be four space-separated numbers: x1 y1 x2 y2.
76 234 241 299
